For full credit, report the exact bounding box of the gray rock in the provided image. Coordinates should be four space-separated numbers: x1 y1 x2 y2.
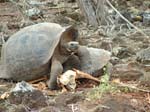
136 47 150 64
139 72 150 86
8 90 48 109
112 62 144 81
142 11 150 26
11 81 35 93
25 7 43 18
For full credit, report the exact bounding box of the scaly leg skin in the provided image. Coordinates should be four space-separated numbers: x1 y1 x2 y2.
47 59 63 90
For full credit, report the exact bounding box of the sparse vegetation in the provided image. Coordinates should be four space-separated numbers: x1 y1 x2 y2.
87 66 117 100
0 0 150 111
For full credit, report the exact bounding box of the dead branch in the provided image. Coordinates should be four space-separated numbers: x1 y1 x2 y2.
77 0 98 27
0 13 18 17
73 68 100 83
0 32 5 44
115 82 150 93
28 76 47 84
96 0 109 25
106 0 149 39
77 0 150 39
77 0 114 27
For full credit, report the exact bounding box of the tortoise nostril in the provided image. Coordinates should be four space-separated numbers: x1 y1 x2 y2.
70 43 74 46
69 42 79 46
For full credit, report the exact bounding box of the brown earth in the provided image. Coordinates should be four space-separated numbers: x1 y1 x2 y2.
0 0 150 112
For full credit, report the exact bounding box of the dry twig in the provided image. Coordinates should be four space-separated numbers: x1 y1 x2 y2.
115 82 150 93
106 0 149 39
73 68 100 83
28 76 47 84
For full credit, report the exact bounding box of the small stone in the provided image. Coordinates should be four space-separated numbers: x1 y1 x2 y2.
113 46 135 59
139 72 150 86
130 99 138 107
11 81 35 93
142 11 150 26
25 7 43 19
136 47 150 64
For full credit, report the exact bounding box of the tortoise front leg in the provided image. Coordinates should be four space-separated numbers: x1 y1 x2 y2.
47 58 63 90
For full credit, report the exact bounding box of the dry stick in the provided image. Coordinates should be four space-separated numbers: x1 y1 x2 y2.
96 0 107 25
28 76 47 84
0 14 18 16
116 82 150 93
106 0 149 39
73 68 100 83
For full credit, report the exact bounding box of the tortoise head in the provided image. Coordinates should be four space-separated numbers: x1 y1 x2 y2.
65 41 79 53
59 26 79 54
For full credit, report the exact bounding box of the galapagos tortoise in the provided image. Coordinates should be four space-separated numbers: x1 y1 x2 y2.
0 22 79 90
63 46 111 76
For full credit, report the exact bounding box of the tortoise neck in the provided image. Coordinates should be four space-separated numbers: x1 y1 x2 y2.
59 42 72 55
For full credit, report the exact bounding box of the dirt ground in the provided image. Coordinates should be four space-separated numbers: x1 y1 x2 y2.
0 0 150 112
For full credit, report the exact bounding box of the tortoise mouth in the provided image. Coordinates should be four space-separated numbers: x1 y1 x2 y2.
66 41 79 53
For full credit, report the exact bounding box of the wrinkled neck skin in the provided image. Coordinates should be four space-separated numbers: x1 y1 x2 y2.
59 42 72 55
52 42 73 64
76 46 92 73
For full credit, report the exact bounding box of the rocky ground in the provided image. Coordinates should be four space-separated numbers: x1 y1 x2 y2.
0 0 150 112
